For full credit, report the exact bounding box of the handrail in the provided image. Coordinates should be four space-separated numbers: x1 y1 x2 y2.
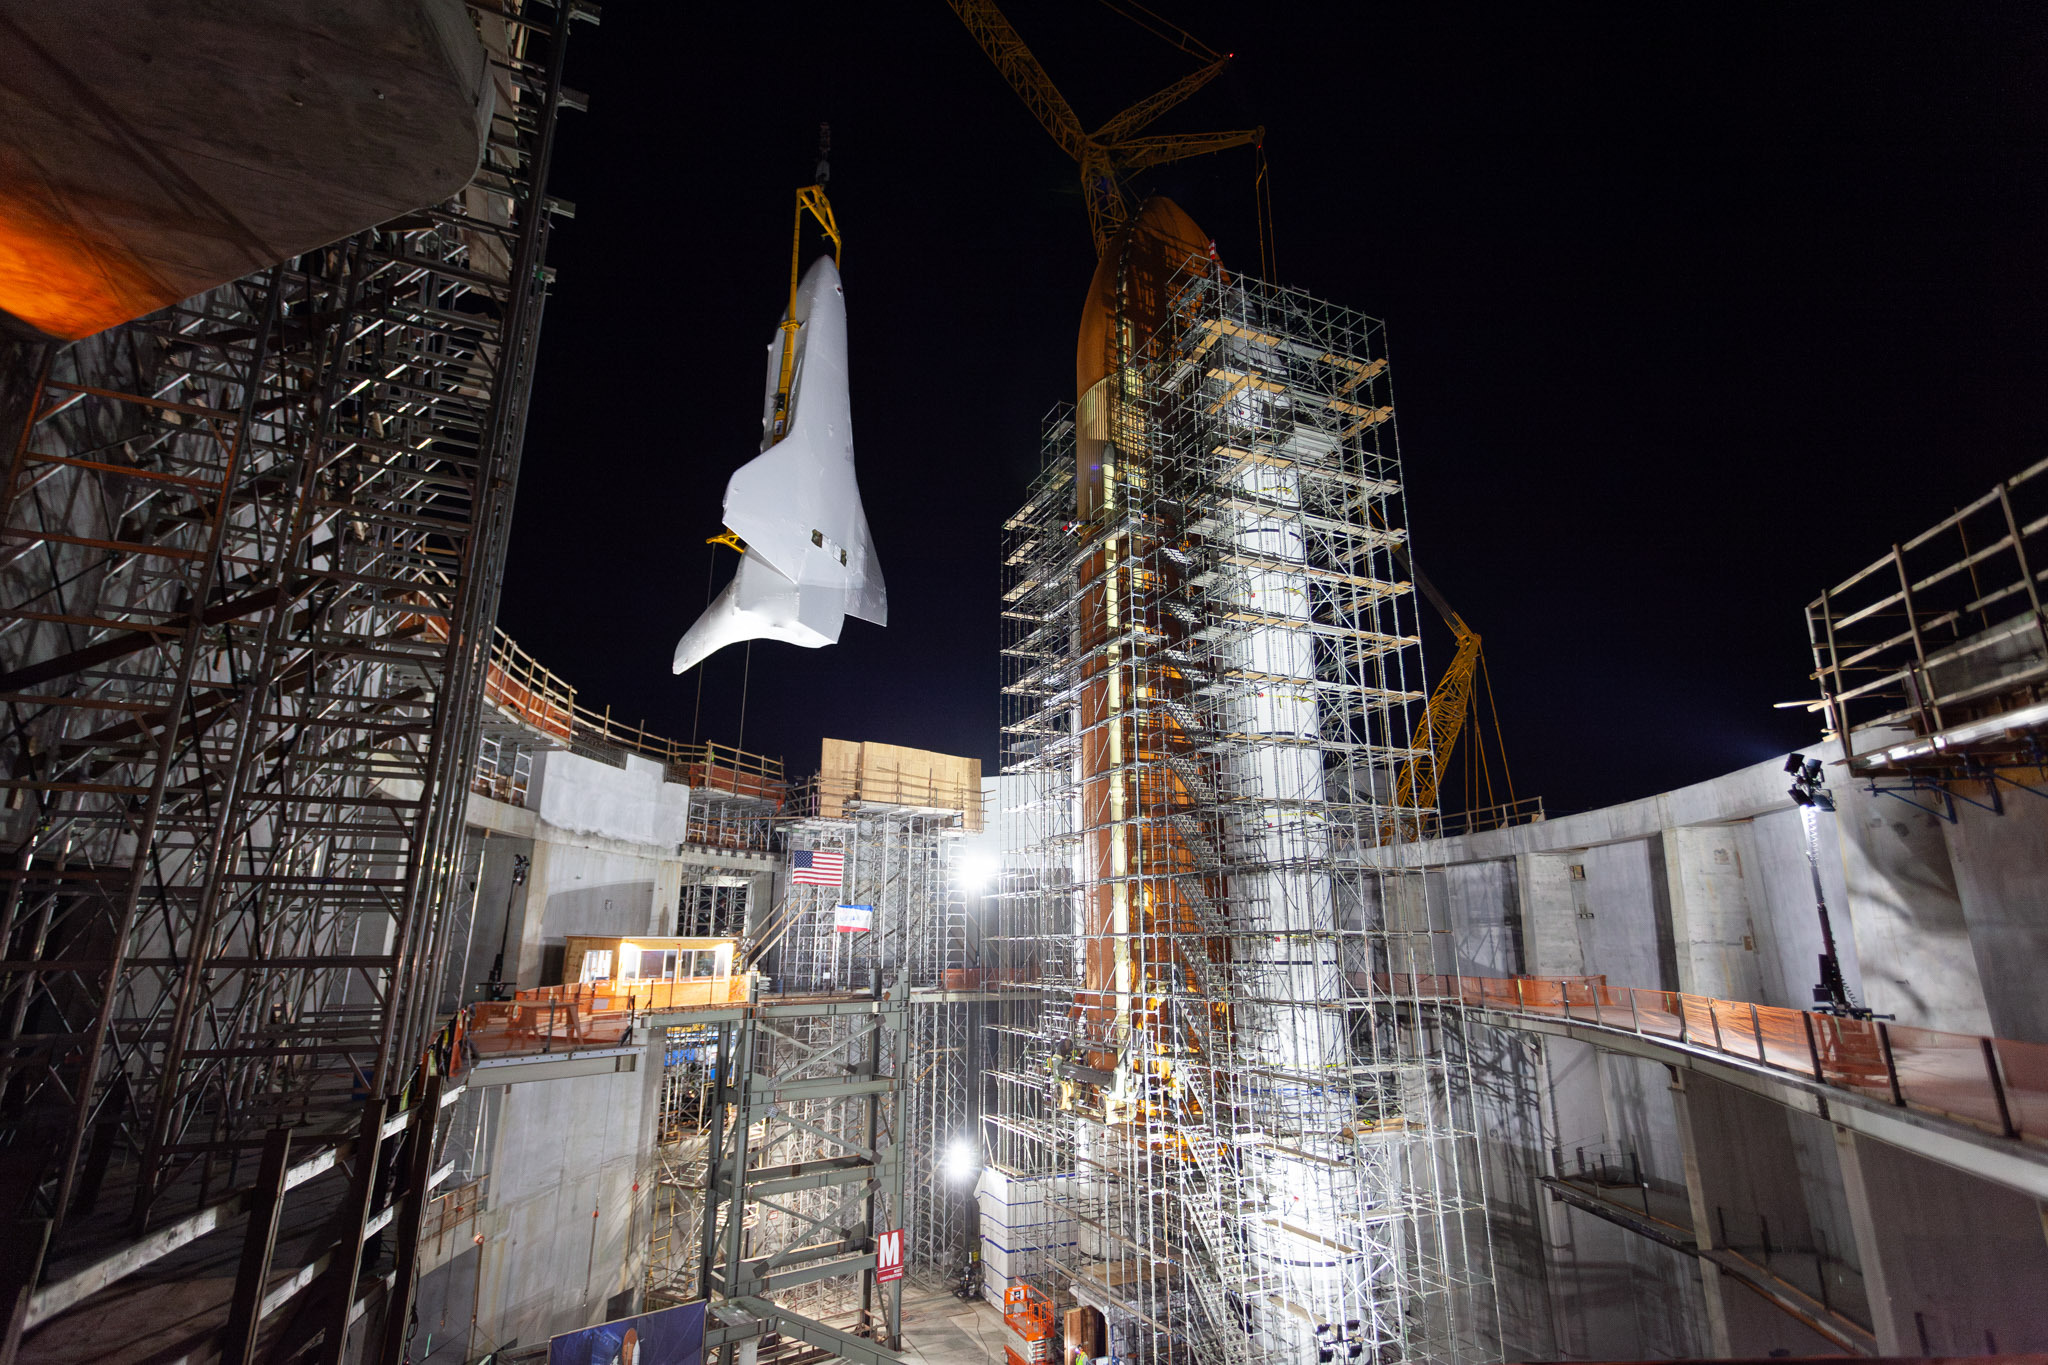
1393 970 2048 1148
1804 457 2048 753
1429 795 1546 840
785 770 985 820
470 621 785 787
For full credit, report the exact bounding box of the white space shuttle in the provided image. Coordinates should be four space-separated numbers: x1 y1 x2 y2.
671 255 886 674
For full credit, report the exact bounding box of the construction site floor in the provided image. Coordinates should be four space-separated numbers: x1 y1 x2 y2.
898 1282 1009 1365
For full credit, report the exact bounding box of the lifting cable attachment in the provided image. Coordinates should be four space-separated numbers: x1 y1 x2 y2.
770 123 842 444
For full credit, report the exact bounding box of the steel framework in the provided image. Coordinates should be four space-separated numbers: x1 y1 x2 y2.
768 796 979 1284
697 986 910 1361
0 3 585 1328
1805 456 2048 810
993 263 1501 1364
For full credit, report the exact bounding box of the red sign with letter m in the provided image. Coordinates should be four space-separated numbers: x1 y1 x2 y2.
875 1228 905 1283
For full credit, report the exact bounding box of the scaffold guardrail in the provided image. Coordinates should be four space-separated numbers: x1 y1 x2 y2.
1395 970 2048 1147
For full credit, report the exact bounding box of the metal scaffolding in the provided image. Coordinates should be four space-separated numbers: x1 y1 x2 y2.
0 0 585 1329
993 261 1501 1364
765 791 980 1285
696 986 911 1363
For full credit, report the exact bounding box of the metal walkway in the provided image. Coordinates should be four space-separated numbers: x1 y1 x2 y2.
1394 971 2048 1200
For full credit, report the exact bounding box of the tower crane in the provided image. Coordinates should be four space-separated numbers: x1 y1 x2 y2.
945 0 1263 256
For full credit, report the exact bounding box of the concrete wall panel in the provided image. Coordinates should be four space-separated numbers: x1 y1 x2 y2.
1942 780 2048 1043
1835 781 1987 1032
1847 1128 2048 1352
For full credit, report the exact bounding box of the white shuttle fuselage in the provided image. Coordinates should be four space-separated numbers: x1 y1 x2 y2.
671 255 885 675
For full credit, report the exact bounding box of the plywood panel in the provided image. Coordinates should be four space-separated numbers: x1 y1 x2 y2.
815 738 983 830
820 737 862 820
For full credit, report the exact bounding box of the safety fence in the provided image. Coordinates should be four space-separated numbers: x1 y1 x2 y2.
449 975 755 1065
667 741 787 803
474 623 786 797
787 770 986 824
1389 972 2048 1147
1429 795 1547 841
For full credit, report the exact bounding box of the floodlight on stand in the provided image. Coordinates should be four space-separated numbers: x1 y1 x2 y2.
1786 753 1874 1019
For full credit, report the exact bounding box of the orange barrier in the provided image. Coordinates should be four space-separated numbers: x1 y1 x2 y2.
519 976 749 1013
1388 971 2048 1147
459 975 754 1063
485 633 574 740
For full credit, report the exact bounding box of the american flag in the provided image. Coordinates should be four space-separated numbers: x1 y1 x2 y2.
790 848 846 886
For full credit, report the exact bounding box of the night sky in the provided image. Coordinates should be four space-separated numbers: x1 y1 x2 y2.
500 4 2046 817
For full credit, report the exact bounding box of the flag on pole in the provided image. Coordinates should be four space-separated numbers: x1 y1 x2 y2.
790 849 846 886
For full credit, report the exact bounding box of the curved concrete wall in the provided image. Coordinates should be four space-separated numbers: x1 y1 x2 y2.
0 1 492 340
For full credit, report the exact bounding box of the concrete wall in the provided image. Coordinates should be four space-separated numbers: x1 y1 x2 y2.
470 1048 663 1351
1940 770 2048 1043
1430 737 2048 1359
1837 1128 2048 1354
1410 736 2044 1036
412 744 697 1356
414 1045 663 1359
462 748 694 989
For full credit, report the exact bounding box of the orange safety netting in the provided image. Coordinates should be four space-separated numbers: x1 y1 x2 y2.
1384 971 2047 1147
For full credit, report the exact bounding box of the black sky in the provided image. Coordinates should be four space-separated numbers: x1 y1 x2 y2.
500 4 2047 817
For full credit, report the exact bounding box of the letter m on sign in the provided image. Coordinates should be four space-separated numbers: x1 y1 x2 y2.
875 1228 905 1283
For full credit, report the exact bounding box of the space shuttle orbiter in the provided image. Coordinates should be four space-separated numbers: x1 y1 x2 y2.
671 253 886 675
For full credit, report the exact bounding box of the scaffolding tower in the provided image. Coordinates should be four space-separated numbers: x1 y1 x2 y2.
756 786 980 1285
994 261 1500 1365
0 0 585 1314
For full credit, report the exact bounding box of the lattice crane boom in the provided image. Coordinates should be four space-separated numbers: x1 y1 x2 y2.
1091 52 1232 143
1394 611 1482 817
945 0 1088 163
946 0 1262 254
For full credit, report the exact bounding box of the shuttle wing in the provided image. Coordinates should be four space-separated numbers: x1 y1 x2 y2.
672 255 886 675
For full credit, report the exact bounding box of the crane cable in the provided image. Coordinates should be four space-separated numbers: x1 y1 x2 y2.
1255 142 1275 280
1094 0 1221 63
1480 647 1518 806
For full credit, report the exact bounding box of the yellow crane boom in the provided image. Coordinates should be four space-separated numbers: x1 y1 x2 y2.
1391 553 1506 830
1394 606 1481 819
945 0 1262 255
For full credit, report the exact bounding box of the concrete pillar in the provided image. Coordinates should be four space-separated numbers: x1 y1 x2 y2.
652 857 685 937
1659 831 1699 997
1515 851 1581 977
514 834 556 988
745 871 776 937
1831 1127 1904 1354
1667 1069 1735 1356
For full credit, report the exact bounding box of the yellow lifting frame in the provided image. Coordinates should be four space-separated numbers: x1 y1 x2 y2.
768 183 841 445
